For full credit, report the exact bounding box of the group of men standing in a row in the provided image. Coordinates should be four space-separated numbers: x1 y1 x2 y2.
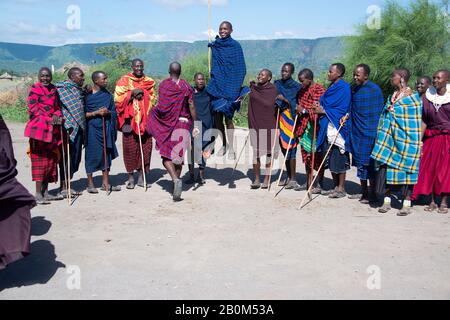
21 20 450 215
247 60 449 216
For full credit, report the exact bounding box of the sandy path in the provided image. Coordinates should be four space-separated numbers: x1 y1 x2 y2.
1 121 449 300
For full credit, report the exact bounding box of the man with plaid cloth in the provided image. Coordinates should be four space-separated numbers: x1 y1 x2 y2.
56 67 86 198
348 64 384 204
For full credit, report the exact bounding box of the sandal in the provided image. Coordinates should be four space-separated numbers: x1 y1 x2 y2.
438 206 448 215
424 204 438 213
321 189 336 196
58 189 83 198
329 191 347 199
285 181 299 190
348 194 363 200
261 183 269 190
397 207 412 216
101 185 121 192
36 195 51 206
311 187 322 195
44 192 64 202
294 183 307 192
87 186 99 194
250 182 261 190
126 181 135 190
378 204 392 214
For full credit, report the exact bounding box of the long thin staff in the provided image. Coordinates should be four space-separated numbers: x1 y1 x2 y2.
274 114 299 198
102 116 111 196
267 108 281 192
230 133 250 182
67 130 72 206
60 126 68 198
135 101 147 192
308 113 318 200
299 114 349 210
208 0 212 74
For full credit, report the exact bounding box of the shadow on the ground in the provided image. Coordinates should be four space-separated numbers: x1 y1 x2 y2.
0 240 65 292
31 216 51 237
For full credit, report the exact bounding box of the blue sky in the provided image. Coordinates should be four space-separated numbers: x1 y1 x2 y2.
0 0 427 46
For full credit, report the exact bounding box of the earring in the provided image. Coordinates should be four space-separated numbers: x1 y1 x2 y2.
401 78 405 88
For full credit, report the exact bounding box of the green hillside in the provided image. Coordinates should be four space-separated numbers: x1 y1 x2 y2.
0 37 347 77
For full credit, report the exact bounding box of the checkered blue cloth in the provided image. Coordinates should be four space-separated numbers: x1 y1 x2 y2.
371 93 422 185
349 81 385 167
56 80 86 142
206 36 247 118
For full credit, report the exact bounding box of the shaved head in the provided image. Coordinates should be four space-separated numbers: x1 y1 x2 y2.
169 62 182 76
436 69 450 81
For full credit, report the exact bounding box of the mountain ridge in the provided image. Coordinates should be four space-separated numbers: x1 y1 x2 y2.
0 37 347 76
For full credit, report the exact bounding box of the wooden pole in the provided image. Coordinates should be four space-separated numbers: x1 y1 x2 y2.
208 0 212 75
299 114 349 210
267 108 280 192
135 101 147 192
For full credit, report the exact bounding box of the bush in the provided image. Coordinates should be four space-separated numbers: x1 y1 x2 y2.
344 0 449 96
0 95 28 123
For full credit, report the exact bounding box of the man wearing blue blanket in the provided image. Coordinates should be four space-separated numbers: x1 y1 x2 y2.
207 21 248 160
312 63 352 199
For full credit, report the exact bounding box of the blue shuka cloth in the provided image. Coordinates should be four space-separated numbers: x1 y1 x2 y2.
85 89 118 174
316 79 352 153
348 81 385 167
274 78 302 118
193 88 214 150
206 35 247 119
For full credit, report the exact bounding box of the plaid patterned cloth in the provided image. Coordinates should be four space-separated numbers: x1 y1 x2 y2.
297 83 326 138
30 139 58 183
207 36 247 118
56 80 86 142
371 93 422 185
24 83 62 146
349 81 385 167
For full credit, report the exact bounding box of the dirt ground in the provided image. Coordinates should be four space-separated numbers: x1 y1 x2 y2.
1 121 449 300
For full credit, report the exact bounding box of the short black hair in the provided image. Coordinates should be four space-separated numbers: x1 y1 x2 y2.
261 69 273 79
356 64 371 76
132 58 144 67
332 63 346 77
194 72 205 80
91 71 106 82
298 68 314 80
282 63 295 74
68 67 83 80
394 68 411 82
220 21 233 30
38 67 52 76
418 76 432 84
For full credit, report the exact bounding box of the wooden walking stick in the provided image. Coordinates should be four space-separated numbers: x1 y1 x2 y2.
308 112 318 200
230 133 250 182
299 113 349 210
134 100 147 192
274 114 299 198
268 108 281 192
208 0 212 75
67 130 72 206
60 126 68 200
102 116 111 196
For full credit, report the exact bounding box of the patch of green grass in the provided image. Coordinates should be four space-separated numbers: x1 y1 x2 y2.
0 97 28 123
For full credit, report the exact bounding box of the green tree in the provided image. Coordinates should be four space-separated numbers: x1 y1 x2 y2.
96 43 145 69
181 53 210 84
344 0 450 95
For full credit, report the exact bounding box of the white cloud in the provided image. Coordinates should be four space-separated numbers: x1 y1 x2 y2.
123 32 170 41
152 0 228 10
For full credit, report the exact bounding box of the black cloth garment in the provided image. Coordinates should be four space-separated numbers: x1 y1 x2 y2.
0 116 35 270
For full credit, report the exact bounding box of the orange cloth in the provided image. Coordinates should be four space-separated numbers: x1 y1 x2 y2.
114 73 156 136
